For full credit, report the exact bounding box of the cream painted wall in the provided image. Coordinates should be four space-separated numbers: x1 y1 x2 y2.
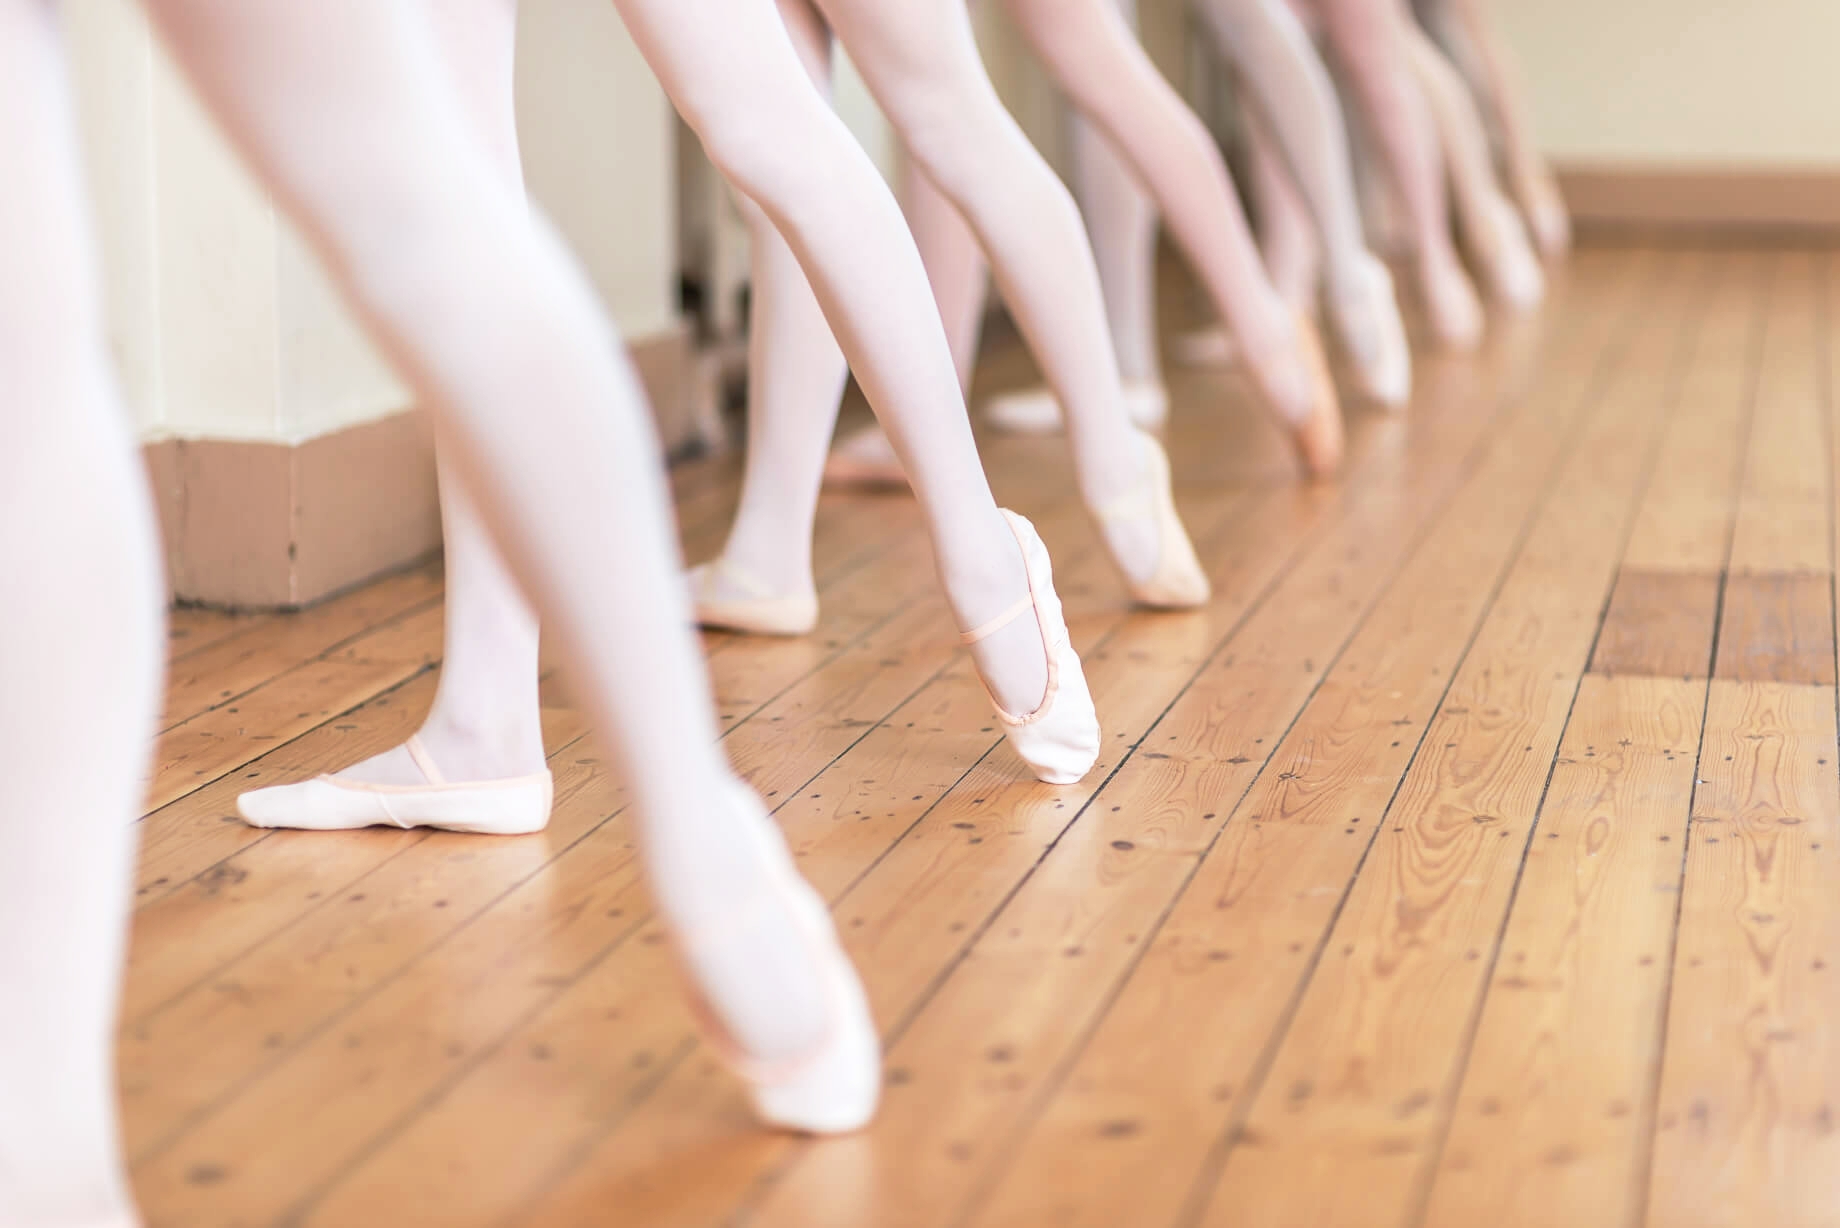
65 0 683 444
515 0 679 340
1494 0 1840 167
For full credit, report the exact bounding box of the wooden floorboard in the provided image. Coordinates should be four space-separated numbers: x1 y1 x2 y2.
1419 248 1758 1228
121 242 1840 1228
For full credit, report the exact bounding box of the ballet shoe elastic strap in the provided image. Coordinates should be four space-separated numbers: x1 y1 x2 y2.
404 735 447 787
958 594 1035 646
959 511 1062 727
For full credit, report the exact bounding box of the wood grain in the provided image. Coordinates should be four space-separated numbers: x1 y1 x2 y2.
1187 245 1693 1228
1589 568 1722 679
1647 682 1840 1228
1419 676 1706 1228
1713 573 1836 685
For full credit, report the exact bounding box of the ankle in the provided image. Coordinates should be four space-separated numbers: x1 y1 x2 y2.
415 705 547 779
937 510 1029 632
716 532 815 597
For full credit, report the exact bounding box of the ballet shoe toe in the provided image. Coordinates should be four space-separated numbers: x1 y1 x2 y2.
1425 269 1486 351
961 511 1102 785
1330 257 1412 411
1484 209 1547 311
1287 317 1346 480
690 778 882 1134
1096 433 1210 609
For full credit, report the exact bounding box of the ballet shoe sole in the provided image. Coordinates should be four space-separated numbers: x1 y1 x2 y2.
236 774 553 835
694 597 819 637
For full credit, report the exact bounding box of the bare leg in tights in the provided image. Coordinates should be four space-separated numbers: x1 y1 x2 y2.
0 3 163 1221
1193 0 1412 404
1400 16 1543 310
1307 0 1485 348
1413 0 1569 257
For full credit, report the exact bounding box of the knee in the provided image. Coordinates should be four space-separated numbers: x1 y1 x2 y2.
676 83 816 204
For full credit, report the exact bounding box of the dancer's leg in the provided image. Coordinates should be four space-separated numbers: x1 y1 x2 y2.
694 0 847 625
142 0 883 1128
1313 0 1482 348
982 98 1170 435
996 0 1345 474
815 0 1147 502
1399 18 1542 309
1417 0 1568 256
901 155 988 386
243 0 549 825
1244 107 1321 313
1193 0 1410 404
829 0 1166 446
1070 104 1162 391
0 3 163 1223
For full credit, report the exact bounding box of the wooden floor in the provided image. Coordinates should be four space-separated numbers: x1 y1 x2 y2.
130 240 1840 1227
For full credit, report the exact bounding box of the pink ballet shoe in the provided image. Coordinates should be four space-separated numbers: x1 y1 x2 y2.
1520 169 1572 259
1420 260 1486 351
821 424 908 490
1472 199 1546 311
673 777 881 1134
1280 315 1346 481
1326 255 1412 411
235 735 552 835
961 511 1102 785
689 557 819 636
1094 433 1210 609
983 381 1169 435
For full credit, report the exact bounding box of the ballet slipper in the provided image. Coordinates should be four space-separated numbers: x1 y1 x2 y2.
983 380 1168 435
1519 169 1571 259
1093 432 1210 609
960 511 1102 785
1420 260 1486 351
674 776 881 1134
688 556 819 636
1471 198 1545 311
821 424 908 490
1325 254 1412 411
236 734 553 834
1276 314 1346 481
1171 325 1238 368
